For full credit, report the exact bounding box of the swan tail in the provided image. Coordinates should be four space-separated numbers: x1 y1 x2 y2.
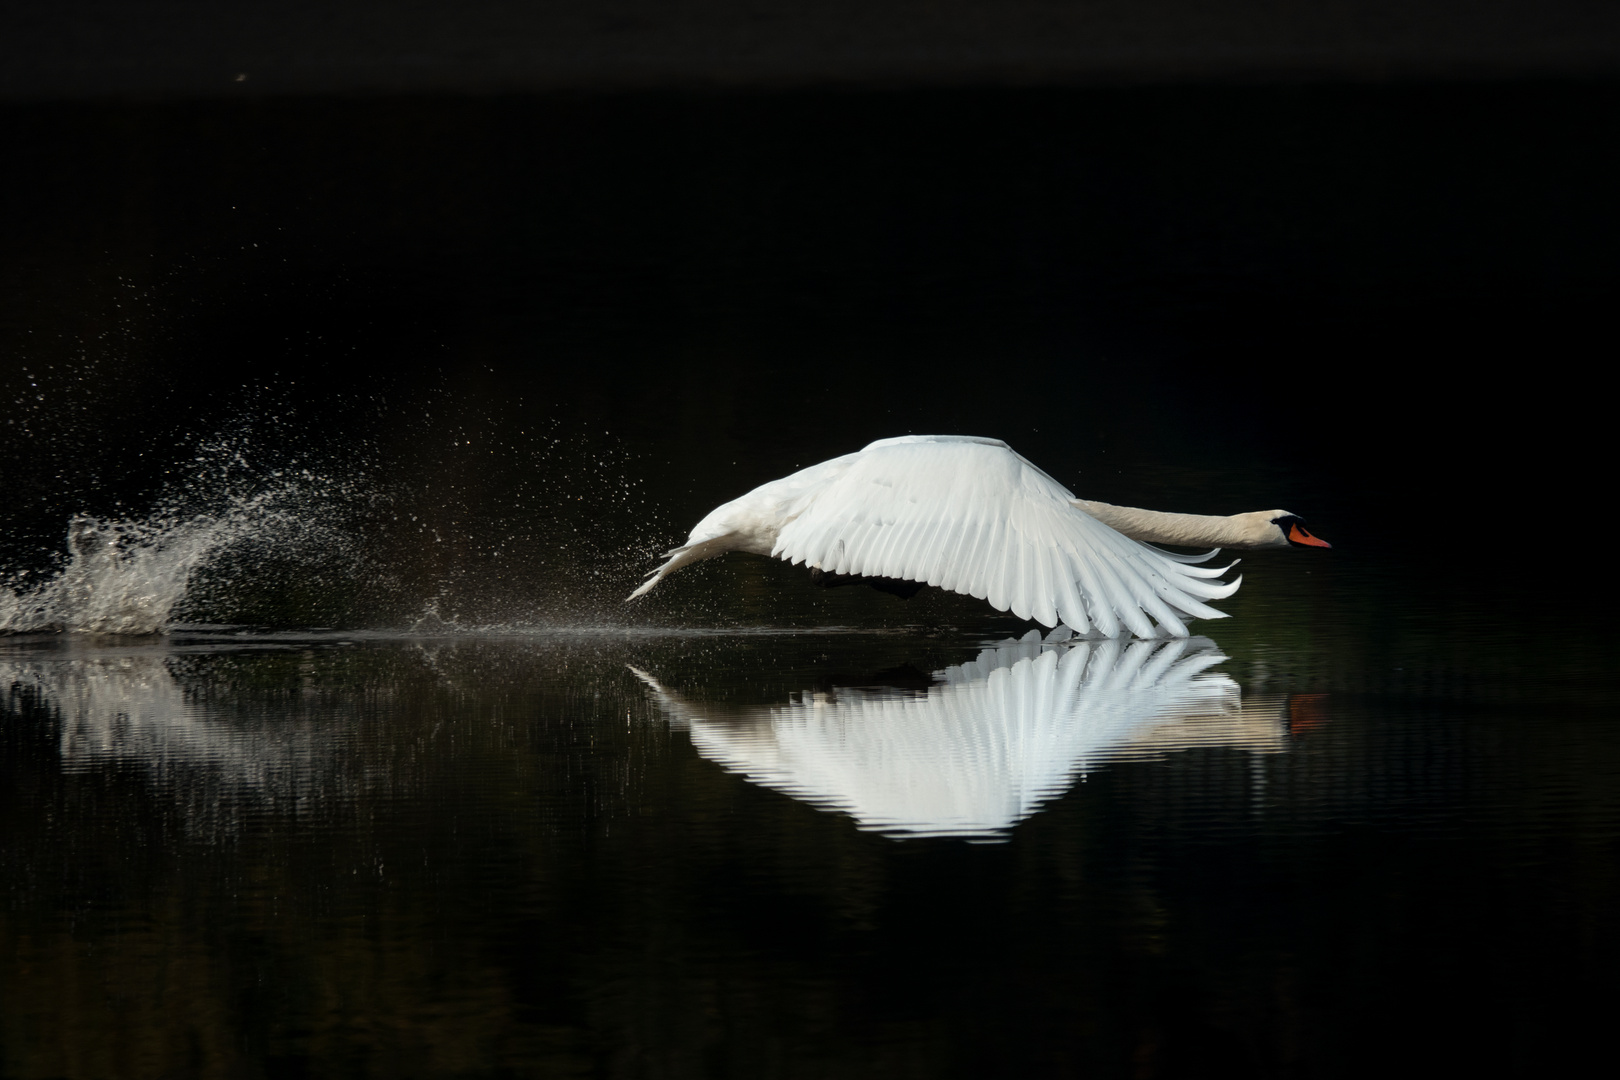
626 532 743 600
627 571 671 600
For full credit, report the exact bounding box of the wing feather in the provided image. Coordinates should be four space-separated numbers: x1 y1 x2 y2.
904 513 943 583
1011 533 1036 622
984 517 1013 613
957 512 996 598
1030 545 1060 628
1055 566 1091 636
1064 539 1120 637
1114 547 1192 635
936 516 978 593
835 518 871 574
1092 552 1156 639
888 512 927 582
924 516 951 583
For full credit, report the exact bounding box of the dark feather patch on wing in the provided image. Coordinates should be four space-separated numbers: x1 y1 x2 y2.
808 567 926 600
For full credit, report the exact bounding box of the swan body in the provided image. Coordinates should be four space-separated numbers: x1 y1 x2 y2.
628 435 1329 638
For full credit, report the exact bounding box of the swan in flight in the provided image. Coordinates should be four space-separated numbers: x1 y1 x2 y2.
629 435 1330 638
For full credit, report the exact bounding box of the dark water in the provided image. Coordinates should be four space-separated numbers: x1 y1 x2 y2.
3 612 1617 1079
3 82 1618 1077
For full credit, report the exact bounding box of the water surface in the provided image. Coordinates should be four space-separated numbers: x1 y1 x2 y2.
4 617 1615 1078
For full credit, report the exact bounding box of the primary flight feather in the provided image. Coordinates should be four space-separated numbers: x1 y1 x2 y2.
629 435 1329 638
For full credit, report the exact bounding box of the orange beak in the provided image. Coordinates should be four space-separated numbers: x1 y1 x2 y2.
1289 523 1332 548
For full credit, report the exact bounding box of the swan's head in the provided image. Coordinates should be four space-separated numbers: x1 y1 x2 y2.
1258 512 1331 550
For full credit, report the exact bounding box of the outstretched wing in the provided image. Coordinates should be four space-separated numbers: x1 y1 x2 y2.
770 436 1239 638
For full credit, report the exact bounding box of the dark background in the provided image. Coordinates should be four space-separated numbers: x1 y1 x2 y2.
3 11 1620 1077
6 0 1620 96
2 5 1616 624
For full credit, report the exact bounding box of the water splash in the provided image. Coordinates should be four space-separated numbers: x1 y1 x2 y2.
0 416 671 634
1 514 220 634
0 369 707 634
1 436 365 635
0 488 353 635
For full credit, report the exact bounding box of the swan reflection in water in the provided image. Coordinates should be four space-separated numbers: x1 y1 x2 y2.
633 631 1291 841
3 633 1300 845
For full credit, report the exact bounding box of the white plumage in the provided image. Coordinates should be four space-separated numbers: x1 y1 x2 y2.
630 435 1328 638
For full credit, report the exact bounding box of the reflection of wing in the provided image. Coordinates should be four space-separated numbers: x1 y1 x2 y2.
634 631 1283 841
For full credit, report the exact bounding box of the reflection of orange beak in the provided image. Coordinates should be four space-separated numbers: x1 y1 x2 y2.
1287 693 1330 734
1288 523 1332 548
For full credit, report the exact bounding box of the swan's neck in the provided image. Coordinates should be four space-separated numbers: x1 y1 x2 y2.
1073 500 1286 550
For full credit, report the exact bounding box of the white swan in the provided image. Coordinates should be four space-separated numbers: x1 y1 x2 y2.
628 435 1330 638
